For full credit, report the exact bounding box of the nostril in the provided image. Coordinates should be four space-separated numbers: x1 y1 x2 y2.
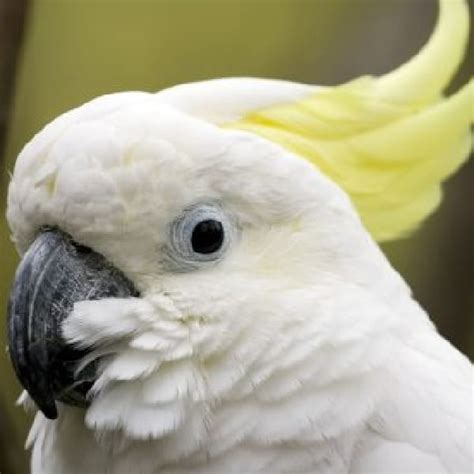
73 242 93 255
40 226 93 256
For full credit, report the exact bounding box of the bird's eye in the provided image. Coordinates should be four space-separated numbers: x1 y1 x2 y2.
168 204 234 270
191 219 224 254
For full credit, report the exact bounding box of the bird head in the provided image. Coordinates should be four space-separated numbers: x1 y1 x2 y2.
5 0 472 453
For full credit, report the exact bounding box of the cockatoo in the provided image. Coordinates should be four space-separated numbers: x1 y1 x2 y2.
6 0 473 472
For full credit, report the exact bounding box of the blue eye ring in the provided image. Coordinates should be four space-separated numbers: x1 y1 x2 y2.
168 203 233 270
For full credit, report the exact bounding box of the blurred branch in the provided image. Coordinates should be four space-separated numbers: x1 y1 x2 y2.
0 0 29 168
0 3 30 472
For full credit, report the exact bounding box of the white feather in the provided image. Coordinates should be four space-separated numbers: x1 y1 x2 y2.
6 77 472 473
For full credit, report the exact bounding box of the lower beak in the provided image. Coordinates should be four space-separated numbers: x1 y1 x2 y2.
7 229 138 419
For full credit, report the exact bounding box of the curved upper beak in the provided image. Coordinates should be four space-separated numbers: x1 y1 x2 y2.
7 229 138 419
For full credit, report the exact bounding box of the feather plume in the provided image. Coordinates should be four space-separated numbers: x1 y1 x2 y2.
228 0 472 241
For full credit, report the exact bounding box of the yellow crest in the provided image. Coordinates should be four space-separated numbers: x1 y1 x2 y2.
228 0 473 241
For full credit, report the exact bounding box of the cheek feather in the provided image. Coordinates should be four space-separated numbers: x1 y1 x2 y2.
61 268 394 454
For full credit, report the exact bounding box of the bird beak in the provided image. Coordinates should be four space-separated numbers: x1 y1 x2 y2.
7 229 138 420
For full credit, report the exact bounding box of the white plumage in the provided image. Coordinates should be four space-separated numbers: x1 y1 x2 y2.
7 1 473 472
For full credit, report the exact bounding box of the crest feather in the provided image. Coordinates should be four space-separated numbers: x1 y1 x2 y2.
228 0 472 241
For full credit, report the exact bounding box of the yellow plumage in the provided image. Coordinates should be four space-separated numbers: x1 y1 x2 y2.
228 0 473 241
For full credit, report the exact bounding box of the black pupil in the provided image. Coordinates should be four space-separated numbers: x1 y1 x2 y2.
191 219 224 254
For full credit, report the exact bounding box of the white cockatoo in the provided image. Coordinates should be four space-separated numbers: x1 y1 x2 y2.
6 0 473 472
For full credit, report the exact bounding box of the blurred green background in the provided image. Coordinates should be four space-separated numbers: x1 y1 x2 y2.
0 1 472 472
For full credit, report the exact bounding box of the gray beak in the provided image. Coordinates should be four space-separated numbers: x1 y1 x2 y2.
7 229 138 419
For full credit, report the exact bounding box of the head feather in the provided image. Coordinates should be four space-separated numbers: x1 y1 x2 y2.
226 0 473 241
